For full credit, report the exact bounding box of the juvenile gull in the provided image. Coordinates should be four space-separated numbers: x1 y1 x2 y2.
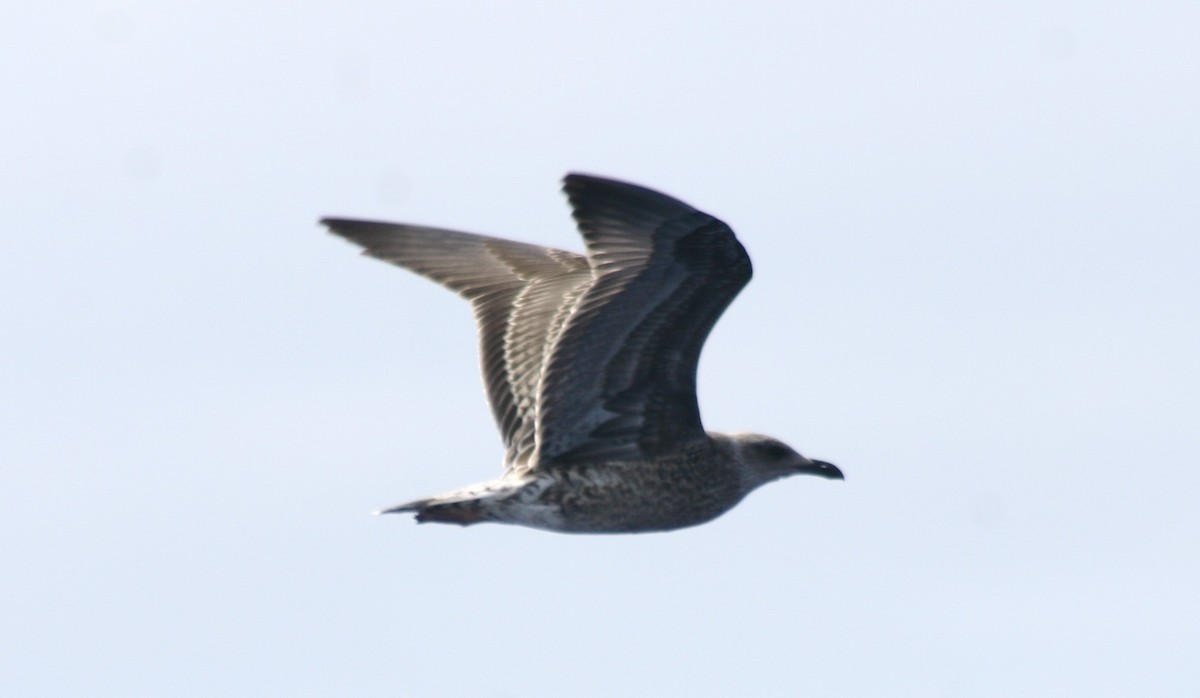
322 174 842 533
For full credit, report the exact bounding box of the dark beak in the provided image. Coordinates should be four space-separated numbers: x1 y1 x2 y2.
806 459 844 480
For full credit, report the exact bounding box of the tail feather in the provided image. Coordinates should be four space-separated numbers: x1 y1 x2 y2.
375 496 488 526
372 478 529 526
375 499 427 516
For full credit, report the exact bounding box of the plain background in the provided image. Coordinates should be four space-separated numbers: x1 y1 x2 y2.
3 2 1198 696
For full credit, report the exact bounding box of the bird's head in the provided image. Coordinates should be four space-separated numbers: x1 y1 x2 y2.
719 432 844 491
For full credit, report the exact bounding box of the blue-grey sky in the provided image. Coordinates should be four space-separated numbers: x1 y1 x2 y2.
3 2 1198 696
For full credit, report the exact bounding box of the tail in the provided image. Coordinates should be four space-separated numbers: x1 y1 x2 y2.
373 478 528 527
376 497 488 526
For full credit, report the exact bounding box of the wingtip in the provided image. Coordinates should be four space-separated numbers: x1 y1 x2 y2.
561 172 626 196
561 172 591 196
319 216 356 241
318 216 355 230
319 218 394 252
561 172 701 222
320 216 370 232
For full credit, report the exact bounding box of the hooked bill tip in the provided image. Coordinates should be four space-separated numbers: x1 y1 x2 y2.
810 460 845 480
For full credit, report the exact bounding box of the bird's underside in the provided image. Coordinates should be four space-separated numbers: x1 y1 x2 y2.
322 173 842 533
377 440 749 533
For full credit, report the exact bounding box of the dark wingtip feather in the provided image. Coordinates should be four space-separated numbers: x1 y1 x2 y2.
561 173 706 236
319 216 362 235
563 173 694 209
319 217 398 253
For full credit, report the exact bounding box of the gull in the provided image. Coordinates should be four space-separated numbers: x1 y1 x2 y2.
322 174 842 533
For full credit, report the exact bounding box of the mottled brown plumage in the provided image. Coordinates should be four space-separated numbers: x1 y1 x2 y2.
322 173 842 533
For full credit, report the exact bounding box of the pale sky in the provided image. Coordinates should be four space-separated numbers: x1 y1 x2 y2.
3 2 1198 696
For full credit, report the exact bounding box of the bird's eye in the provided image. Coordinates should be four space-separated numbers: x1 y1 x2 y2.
760 442 792 460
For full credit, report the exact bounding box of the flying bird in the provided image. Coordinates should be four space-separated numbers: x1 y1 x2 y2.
322 174 842 533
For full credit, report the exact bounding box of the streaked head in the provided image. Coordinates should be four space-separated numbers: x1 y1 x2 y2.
719 432 844 491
